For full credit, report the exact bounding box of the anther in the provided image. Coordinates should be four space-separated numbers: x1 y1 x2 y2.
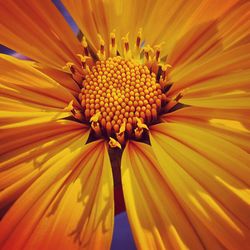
122 33 132 59
63 62 76 74
77 54 91 73
122 33 129 51
175 92 183 102
155 48 161 62
63 62 84 85
97 34 106 60
90 112 102 136
136 117 149 131
154 43 165 63
109 137 122 149
64 100 74 112
74 110 84 121
134 117 148 139
116 121 126 144
91 120 101 136
143 45 154 62
90 111 101 123
110 31 117 57
136 28 142 49
81 36 89 56
64 100 83 121
159 63 172 80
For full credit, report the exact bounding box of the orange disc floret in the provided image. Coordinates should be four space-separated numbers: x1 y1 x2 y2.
80 56 163 135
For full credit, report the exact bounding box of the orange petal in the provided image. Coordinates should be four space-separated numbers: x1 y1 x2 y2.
150 123 250 249
35 64 81 96
61 0 99 51
61 0 146 55
0 0 82 69
0 54 82 128
0 140 114 250
183 0 240 28
144 0 238 57
178 70 250 99
121 141 206 250
163 0 245 59
0 54 79 109
168 44 250 97
0 120 89 210
217 1 250 50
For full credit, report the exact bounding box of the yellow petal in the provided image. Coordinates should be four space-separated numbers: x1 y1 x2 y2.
0 140 114 250
150 123 250 249
0 0 82 70
178 70 250 99
181 93 250 109
162 106 250 152
121 141 205 250
152 122 250 185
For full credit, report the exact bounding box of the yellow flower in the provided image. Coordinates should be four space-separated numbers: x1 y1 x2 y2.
0 1 250 250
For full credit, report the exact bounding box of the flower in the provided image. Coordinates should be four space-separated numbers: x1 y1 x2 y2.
0 0 250 249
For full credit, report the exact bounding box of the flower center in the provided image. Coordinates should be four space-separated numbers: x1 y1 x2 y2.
63 31 178 147
80 56 163 137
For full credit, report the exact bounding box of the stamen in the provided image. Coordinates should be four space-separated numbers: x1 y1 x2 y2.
91 120 101 136
143 45 154 65
90 111 101 123
81 36 89 56
116 121 126 144
97 34 106 60
77 54 91 74
122 33 132 59
159 63 172 81
62 62 84 85
63 62 76 74
110 31 117 57
154 43 164 63
136 28 142 49
109 137 122 149
164 90 183 112
64 100 83 121
64 100 74 112
135 117 149 130
134 118 148 139
90 112 101 136
164 99 178 112
175 92 183 102
74 110 84 121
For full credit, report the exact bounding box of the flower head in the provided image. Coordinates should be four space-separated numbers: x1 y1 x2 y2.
0 1 250 250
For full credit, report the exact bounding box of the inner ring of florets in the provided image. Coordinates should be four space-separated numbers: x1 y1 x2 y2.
79 56 163 136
